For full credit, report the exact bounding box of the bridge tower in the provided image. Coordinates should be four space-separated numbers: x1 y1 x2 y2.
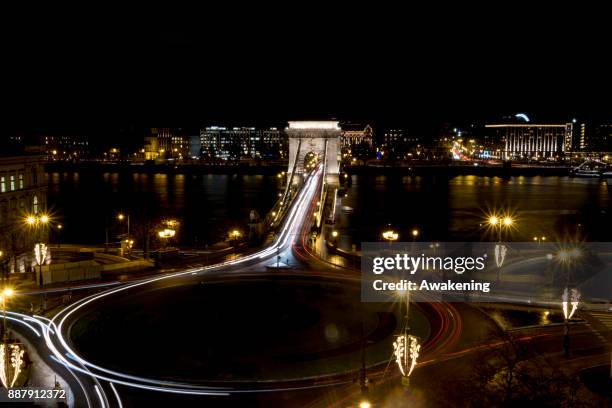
286 121 341 186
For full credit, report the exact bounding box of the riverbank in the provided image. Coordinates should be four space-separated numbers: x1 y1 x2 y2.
45 160 580 177
345 163 572 177
45 161 286 174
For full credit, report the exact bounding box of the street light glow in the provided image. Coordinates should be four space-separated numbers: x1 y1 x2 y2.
503 216 513 226
158 229 176 238
331 230 338 238
359 401 371 408
488 215 499 226
2 289 13 298
411 228 420 238
382 230 399 241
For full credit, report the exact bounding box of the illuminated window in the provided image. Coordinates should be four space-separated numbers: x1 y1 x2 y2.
18 173 24 189
9 175 15 191
0 176 5 193
33 195 39 214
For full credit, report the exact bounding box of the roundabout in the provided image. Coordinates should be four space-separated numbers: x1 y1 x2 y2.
66 273 431 383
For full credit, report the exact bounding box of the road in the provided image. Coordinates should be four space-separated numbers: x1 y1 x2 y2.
8 164 606 407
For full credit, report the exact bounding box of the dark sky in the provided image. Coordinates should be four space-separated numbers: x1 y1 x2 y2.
3 9 610 145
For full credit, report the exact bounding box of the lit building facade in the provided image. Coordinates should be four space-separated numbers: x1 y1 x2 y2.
579 123 611 153
43 135 90 159
340 124 373 148
0 155 48 276
199 126 286 160
145 128 190 159
485 123 573 159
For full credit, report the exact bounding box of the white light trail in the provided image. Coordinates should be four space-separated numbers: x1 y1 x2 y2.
6 168 326 397
94 385 106 408
110 383 123 408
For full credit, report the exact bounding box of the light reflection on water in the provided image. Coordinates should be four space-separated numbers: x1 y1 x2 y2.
335 175 610 248
47 171 282 246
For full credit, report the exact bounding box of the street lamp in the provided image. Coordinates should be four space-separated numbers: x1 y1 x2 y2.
0 288 13 341
230 230 241 241
57 224 63 248
411 228 420 240
117 213 130 238
533 236 546 244
0 289 23 390
359 401 371 408
485 212 515 242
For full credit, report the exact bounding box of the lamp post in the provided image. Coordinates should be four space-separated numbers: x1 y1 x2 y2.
0 287 24 389
0 252 5 289
158 228 176 248
25 214 50 287
533 235 546 245
1 288 13 341
117 213 130 239
487 213 514 282
229 229 241 246
57 224 63 248
393 287 420 387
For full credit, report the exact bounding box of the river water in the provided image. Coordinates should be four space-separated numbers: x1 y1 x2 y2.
47 172 611 248
46 171 282 247
334 174 611 248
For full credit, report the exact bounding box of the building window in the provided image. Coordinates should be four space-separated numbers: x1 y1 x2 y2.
0 176 5 193
9 175 15 191
33 195 39 214
18 173 24 189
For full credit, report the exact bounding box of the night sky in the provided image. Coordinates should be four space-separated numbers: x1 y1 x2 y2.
3 11 610 149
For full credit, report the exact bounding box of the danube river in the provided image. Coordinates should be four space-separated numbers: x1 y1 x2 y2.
47 171 282 246
47 171 611 247
334 174 610 248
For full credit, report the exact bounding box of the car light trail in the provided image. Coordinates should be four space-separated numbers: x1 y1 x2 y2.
26 168 339 397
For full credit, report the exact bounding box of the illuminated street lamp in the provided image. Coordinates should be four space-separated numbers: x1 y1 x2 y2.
359 400 371 408
411 228 420 240
0 287 25 388
0 289 13 341
24 213 50 227
533 236 546 244
117 213 130 238
485 212 515 242
158 229 176 239
228 229 242 245
57 224 63 248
